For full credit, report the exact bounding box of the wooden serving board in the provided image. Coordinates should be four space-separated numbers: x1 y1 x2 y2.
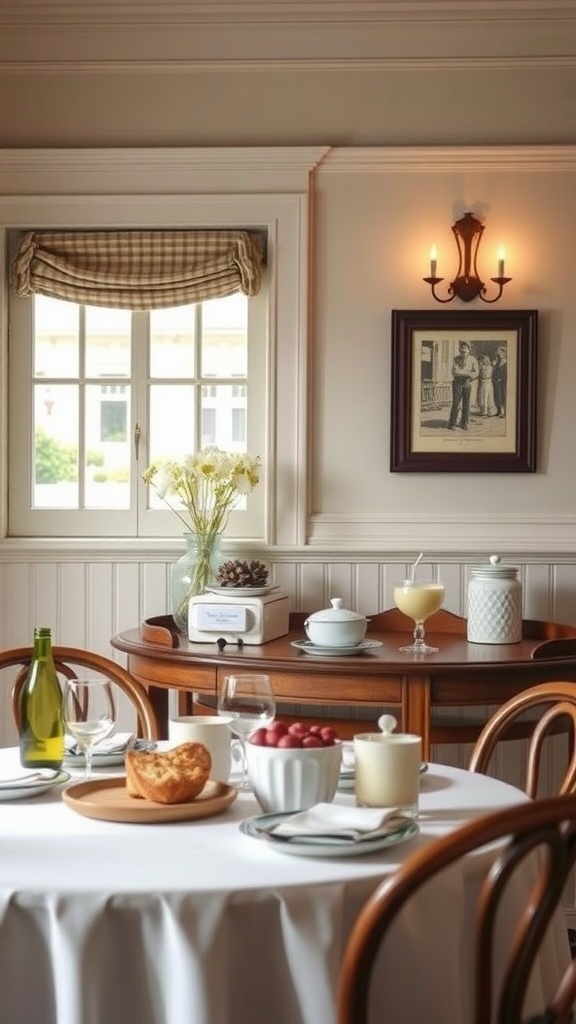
62 777 237 824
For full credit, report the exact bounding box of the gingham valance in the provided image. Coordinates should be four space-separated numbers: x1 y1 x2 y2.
11 229 264 309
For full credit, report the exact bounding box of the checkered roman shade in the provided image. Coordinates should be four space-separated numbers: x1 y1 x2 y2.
11 229 264 309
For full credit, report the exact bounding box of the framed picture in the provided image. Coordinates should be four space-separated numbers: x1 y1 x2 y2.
390 309 538 472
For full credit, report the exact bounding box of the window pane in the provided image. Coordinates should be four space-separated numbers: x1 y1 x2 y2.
150 305 195 378
85 306 131 378
202 294 248 378
149 383 195 463
85 385 130 510
148 384 195 511
34 296 79 378
33 384 79 508
201 406 216 444
201 384 247 450
232 407 246 444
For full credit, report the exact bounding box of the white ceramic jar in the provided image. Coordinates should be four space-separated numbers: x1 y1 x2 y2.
467 555 522 644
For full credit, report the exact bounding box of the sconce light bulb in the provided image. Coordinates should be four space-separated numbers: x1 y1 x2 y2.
497 244 506 278
429 245 438 277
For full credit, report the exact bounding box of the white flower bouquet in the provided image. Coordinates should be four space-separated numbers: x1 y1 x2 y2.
142 447 261 628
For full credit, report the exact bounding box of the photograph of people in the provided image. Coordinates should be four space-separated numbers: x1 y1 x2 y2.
477 354 496 417
448 340 479 431
492 345 507 418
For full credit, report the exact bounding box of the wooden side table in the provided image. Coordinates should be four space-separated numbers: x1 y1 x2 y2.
111 609 576 760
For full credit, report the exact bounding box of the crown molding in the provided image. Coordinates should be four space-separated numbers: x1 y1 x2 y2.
1 55 576 74
320 145 576 173
1 2 576 24
0 146 330 195
1 3 576 66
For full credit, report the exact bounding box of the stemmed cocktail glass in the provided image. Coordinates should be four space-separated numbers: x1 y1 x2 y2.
393 560 445 654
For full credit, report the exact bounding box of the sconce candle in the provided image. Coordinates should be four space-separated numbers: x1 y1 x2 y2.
423 212 511 303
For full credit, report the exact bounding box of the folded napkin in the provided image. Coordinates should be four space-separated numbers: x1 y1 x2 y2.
0 768 59 788
65 731 136 756
268 802 414 844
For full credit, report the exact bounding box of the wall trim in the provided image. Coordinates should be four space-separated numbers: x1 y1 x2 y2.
0 147 329 193
2 4 575 65
321 145 576 173
308 513 576 553
2 56 576 74
0 537 575 563
2 2 576 24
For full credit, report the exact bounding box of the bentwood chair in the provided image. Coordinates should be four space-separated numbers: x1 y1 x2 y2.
0 645 160 740
338 795 576 1024
469 681 576 798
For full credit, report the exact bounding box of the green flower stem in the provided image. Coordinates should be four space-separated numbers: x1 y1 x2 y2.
173 530 222 631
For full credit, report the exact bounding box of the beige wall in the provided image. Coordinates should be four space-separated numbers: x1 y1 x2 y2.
309 149 576 553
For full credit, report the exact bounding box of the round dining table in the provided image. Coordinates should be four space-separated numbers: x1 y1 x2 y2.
0 746 570 1024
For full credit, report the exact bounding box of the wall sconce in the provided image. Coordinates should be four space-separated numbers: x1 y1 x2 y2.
423 212 511 304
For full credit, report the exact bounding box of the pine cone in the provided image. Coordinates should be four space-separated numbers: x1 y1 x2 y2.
215 559 269 588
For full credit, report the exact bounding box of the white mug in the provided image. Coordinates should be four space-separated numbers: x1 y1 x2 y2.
353 732 422 816
168 715 233 782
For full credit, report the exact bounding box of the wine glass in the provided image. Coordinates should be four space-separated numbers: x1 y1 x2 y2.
62 678 115 780
217 674 276 791
393 563 445 654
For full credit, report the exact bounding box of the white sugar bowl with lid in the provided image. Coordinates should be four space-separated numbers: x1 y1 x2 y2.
467 555 522 645
304 598 368 648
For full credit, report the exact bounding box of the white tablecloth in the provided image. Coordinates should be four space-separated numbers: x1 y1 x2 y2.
0 748 570 1024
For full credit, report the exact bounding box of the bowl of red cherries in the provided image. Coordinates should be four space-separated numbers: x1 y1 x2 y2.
245 720 342 813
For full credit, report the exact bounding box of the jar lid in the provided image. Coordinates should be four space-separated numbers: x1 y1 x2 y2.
471 554 519 579
305 598 367 624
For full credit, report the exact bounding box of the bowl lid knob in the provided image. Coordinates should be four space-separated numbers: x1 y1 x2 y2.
378 714 398 736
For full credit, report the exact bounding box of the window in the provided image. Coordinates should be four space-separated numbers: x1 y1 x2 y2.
0 151 318 549
9 284 267 538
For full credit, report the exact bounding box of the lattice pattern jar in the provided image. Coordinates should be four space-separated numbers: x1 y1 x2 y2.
467 555 522 645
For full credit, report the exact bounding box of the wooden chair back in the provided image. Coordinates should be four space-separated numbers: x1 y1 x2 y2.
469 681 576 798
1 645 160 740
338 795 576 1024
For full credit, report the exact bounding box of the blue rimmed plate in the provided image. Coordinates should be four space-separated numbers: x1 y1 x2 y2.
239 810 419 858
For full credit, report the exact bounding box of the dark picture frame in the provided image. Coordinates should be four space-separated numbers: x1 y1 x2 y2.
390 309 538 473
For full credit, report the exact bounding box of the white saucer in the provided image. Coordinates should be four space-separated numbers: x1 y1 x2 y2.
290 639 383 657
204 585 280 598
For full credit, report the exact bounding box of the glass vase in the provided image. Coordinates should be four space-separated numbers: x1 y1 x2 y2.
171 531 223 633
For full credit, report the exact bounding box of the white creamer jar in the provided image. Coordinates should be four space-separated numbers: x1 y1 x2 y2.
467 555 522 645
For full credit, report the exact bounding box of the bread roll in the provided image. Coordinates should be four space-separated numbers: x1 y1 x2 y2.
126 742 212 804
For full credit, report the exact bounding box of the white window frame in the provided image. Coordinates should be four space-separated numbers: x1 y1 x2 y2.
9 280 267 540
0 147 329 549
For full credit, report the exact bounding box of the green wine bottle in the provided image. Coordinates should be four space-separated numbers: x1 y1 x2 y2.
19 627 64 769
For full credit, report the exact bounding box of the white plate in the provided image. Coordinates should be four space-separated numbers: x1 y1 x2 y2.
0 769 70 801
290 639 384 657
239 811 419 858
204 585 280 598
63 739 156 769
